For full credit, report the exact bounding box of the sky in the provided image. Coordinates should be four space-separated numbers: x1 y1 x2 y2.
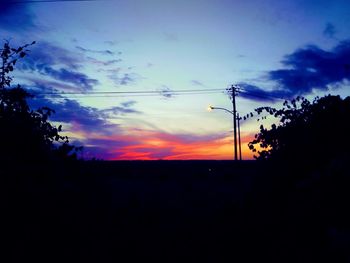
1 0 350 160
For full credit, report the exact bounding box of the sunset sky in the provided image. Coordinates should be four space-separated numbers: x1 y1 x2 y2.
1 0 350 160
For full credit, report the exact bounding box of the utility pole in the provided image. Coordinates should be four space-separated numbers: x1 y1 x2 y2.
237 113 242 160
230 85 238 161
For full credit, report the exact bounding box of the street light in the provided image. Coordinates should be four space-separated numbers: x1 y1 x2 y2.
208 105 242 160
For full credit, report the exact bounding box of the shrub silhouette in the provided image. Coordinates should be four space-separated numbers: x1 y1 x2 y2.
0 41 81 163
248 95 350 167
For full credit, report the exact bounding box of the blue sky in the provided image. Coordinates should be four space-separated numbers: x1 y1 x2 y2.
1 0 350 159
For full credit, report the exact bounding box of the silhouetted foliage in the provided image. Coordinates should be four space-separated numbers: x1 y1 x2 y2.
0 41 82 163
248 95 350 167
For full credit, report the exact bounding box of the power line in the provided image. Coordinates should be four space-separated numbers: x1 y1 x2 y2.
27 85 290 101
29 88 225 99
32 91 222 99
28 87 291 101
34 88 224 95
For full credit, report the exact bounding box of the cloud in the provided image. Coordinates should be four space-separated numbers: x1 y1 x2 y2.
41 67 98 91
29 97 107 130
87 56 122 66
157 85 173 98
100 105 141 116
243 40 350 102
323 23 337 39
119 73 133 85
104 40 118 46
76 46 114 55
28 95 140 134
25 78 90 94
121 100 136 107
268 40 350 96
108 71 138 86
163 32 179 42
191 80 204 86
237 83 290 102
0 1 36 32
20 41 82 70
18 42 99 91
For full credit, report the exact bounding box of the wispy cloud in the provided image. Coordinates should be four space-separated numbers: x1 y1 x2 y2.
41 67 98 91
19 41 82 70
29 97 108 131
86 56 122 66
100 106 141 116
191 80 204 86
104 40 118 46
29 95 141 131
323 22 337 39
76 46 115 56
163 32 179 42
19 42 98 91
108 71 139 86
157 85 173 98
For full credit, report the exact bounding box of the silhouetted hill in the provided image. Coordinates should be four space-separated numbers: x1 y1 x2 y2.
2 160 350 262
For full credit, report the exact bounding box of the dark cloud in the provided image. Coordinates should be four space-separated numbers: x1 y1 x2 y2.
237 83 290 102
25 78 88 94
0 1 36 31
76 46 114 55
191 80 204 86
323 23 337 39
20 41 82 70
100 105 141 116
108 72 137 86
41 67 98 91
121 100 136 107
87 56 122 66
19 42 98 91
163 32 179 42
239 40 350 101
157 85 173 98
28 95 140 134
29 97 107 130
268 40 350 96
119 73 133 85
104 40 118 46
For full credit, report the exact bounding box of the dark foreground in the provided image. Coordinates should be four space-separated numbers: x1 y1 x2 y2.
2 160 350 262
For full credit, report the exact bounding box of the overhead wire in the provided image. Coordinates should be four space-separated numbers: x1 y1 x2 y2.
35 88 224 95
30 88 225 99
30 88 290 101
24 80 289 101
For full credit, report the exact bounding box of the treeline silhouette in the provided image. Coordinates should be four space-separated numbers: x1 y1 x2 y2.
249 95 350 169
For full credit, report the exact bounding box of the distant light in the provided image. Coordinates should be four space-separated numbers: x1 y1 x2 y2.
207 105 213 111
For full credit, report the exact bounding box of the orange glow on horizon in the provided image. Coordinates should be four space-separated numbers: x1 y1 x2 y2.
108 130 255 160
69 126 255 160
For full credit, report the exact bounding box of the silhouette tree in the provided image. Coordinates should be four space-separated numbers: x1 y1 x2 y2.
248 95 350 167
0 41 81 163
